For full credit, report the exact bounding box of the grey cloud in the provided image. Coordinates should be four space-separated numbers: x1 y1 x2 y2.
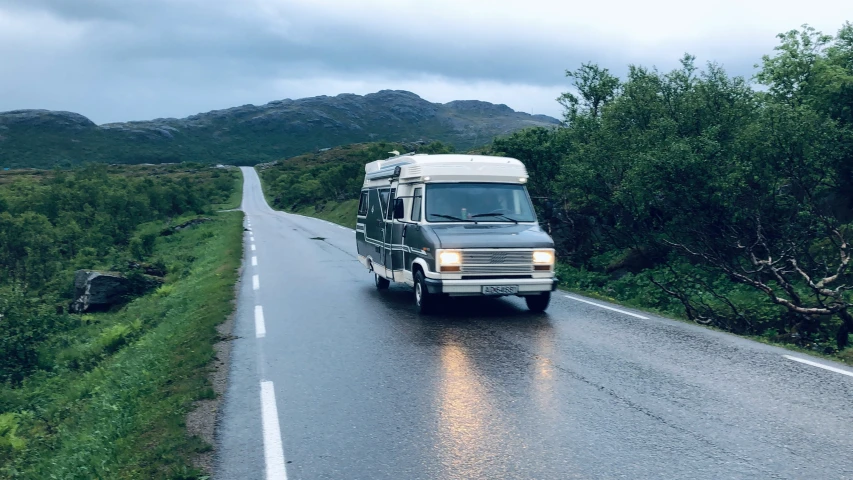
2 0 762 81
0 0 772 122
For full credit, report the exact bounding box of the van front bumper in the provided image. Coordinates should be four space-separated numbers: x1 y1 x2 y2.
424 277 558 296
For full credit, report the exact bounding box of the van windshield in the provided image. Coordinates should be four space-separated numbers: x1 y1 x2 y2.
424 183 537 223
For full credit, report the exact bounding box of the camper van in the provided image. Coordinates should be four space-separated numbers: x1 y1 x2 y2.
355 153 558 313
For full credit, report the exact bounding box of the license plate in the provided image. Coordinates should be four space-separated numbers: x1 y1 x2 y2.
482 285 518 295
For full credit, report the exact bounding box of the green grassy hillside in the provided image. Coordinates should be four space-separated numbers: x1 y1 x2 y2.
0 164 243 478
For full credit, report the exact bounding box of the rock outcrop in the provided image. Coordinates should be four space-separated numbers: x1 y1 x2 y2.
69 270 130 313
160 217 212 236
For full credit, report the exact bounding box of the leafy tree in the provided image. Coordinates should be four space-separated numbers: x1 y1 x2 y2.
557 62 621 122
494 23 853 351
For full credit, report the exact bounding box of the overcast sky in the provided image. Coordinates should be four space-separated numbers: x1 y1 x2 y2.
0 0 848 124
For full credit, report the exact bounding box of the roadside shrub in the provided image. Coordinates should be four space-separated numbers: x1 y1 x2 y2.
154 284 175 297
129 231 157 259
57 319 144 371
0 413 26 459
123 269 163 298
0 286 63 384
840 345 853 364
94 320 143 355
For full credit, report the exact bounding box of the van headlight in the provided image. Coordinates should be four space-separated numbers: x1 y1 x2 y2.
533 249 555 265
438 250 462 266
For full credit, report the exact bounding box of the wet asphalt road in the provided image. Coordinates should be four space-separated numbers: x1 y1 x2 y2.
215 167 853 480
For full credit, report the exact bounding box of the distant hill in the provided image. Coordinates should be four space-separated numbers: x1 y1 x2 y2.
0 90 559 168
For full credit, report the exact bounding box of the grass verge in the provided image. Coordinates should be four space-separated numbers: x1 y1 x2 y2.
292 200 358 228
255 165 357 227
556 275 853 366
0 211 243 479
213 167 244 211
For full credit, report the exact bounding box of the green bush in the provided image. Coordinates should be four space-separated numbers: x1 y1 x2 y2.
129 231 157 259
0 286 64 383
0 413 26 458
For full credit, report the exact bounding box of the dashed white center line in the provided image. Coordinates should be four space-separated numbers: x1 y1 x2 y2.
253 274 260 290
251 244 256 251
564 295 650 320
254 305 266 338
251 236 255 242
260 381 287 480
783 355 853 378
252 256 258 266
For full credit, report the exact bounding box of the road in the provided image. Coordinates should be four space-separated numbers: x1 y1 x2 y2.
216 167 853 480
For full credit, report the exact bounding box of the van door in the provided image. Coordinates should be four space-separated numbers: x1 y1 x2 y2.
402 186 423 275
382 188 396 273
355 189 369 258
365 188 387 268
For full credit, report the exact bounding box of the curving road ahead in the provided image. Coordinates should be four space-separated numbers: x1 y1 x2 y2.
215 167 853 480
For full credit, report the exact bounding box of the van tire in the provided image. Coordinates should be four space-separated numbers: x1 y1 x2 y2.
525 292 551 313
375 273 390 290
414 271 436 314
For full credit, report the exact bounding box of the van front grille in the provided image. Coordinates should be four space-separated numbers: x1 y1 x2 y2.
461 275 533 280
461 250 533 265
460 264 533 275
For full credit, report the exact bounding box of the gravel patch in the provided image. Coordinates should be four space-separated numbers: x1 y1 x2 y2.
186 265 242 476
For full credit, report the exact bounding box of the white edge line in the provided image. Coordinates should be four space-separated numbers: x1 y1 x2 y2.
252 256 258 266
253 274 260 290
564 295 650 320
255 305 266 338
783 355 853 378
260 381 288 480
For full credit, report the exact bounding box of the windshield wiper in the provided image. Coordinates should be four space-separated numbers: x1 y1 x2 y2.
469 212 519 224
429 214 474 222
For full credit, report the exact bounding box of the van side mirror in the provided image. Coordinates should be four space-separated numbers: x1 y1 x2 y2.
393 199 405 219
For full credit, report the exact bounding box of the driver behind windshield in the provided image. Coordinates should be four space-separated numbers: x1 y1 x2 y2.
425 183 534 222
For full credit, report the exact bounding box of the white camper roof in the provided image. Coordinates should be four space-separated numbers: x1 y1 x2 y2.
363 154 529 187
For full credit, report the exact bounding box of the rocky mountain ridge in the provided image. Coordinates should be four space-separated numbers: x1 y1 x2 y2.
0 90 559 167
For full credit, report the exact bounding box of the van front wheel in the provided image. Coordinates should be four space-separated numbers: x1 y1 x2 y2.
375 273 390 290
414 271 437 314
525 292 551 313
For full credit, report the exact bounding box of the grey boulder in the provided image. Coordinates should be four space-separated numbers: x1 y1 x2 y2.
70 270 129 313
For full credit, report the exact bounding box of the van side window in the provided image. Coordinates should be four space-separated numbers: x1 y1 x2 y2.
379 189 390 216
385 189 396 220
357 190 368 216
411 187 422 221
